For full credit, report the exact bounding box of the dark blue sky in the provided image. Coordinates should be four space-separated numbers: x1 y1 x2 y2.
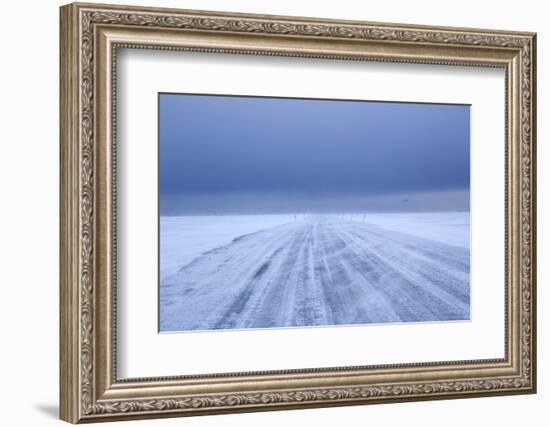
159 93 470 215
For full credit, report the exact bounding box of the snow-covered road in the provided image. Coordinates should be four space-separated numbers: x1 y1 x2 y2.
160 216 470 332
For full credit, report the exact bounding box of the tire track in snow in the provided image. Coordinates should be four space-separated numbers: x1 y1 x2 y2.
160 222 302 330
339 223 470 312
330 225 465 321
160 216 470 331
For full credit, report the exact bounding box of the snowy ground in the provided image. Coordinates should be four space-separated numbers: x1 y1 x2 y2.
348 212 469 249
160 215 295 280
160 213 470 332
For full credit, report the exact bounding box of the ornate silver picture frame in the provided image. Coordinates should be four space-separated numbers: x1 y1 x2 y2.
60 2 536 423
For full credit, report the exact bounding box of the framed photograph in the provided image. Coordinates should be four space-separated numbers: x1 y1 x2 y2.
60 2 537 423
158 94 472 332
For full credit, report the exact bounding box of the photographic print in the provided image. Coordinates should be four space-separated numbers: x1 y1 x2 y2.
159 93 471 332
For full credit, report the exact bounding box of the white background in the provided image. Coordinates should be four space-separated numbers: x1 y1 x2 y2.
118 50 504 377
0 0 546 426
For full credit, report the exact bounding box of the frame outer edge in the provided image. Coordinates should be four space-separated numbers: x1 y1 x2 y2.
68 1 536 37
60 3 81 424
529 33 537 393
59 2 537 422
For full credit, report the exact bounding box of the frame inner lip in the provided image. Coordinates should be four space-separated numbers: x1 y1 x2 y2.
110 43 510 383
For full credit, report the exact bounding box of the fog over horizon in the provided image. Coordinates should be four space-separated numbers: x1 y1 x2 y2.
159 93 470 216
160 189 469 215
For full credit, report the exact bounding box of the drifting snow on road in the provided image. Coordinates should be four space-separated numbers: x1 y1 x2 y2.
160 214 470 332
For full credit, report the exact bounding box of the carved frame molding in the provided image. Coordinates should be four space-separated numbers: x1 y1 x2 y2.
60 2 536 423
